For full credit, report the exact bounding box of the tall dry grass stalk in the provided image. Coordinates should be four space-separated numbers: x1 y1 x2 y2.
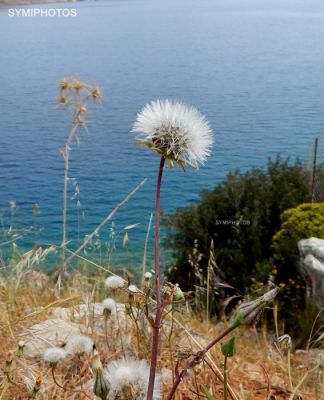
142 212 153 282
57 78 101 282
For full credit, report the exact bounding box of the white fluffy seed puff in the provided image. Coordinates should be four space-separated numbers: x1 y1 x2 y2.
44 347 66 365
102 298 117 314
105 275 125 290
132 99 213 168
105 359 161 400
65 335 94 356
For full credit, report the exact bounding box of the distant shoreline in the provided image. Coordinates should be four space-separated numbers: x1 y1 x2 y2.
0 0 78 5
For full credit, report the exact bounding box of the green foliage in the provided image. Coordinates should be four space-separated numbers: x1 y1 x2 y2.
202 386 215 400
273 202 324 265
271 202 324 332
272 202 324 283
203 386 215 400
165 156 311 297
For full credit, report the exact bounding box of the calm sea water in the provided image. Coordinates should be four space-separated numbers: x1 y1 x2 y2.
1 0 324 269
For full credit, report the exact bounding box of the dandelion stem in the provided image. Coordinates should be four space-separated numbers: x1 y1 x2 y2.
51 366 66 391
147 156 165 400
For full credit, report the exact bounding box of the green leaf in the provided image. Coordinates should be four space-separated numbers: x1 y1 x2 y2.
221 336 236 357
202 385 215 400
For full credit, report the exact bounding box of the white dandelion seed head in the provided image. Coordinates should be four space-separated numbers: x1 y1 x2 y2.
18 340 25 348
102 298 116 313
132 99 213 168
65 335 94 356
115 366 135 387
105 275 125 289
128 284 139 294
144 272 152 279
105 359 161 399
43 347 66 364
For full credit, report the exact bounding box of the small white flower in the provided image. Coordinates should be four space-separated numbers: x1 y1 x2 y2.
44 347 66 365
102 298 117 314
18 340 25 348
128 284 139 294
105 275 125 289
133 99 213 168
144 272 153 279
65 335 94 356
105 359 161 399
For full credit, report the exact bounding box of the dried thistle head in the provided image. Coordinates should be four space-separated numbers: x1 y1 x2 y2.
57 77 102 126
58 95 69 107
72 79 87 92
59 78 70 91
90 86 102 102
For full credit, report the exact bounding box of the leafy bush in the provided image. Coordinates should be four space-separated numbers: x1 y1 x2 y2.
272 202 324 268
271 203 324 334
164 157 313 307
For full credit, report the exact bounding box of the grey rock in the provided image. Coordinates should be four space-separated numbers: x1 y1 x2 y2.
298 237 324 308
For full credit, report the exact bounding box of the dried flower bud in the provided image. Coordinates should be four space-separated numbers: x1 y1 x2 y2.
4 351 14 374
28 375 42 398
128 285 139 304
92 351 110 400
58 95 69 107
17 340 25 357
90 86 101 101
59 78 70 91
232 288 279 327
73 80 86 91
143 272 153 288
78 105 87 114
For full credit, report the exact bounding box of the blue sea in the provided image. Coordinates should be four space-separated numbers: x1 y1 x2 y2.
1 0 324 270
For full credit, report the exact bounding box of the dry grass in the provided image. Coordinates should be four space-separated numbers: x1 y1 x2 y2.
0 263 323 400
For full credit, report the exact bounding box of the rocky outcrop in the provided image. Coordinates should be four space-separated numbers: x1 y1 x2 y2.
298 237 324 309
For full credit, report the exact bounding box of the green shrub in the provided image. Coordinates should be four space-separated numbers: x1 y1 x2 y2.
271 202 324 335
164 157 313 310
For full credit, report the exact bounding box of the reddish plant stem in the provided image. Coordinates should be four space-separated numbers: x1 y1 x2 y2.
167 324 236 400
146 156 165 400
